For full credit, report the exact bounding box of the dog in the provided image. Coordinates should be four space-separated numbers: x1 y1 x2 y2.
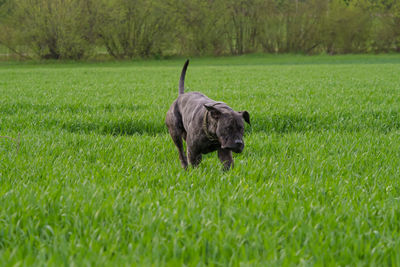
165 60 250 170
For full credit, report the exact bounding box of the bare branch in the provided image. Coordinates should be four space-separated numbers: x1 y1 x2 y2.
0 40 33 60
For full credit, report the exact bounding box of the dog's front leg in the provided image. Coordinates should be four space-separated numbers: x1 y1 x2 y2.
218 148 233 171
187 147 202 168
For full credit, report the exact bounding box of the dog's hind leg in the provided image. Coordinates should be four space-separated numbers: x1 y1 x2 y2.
166 106 188 169
170 130 188 169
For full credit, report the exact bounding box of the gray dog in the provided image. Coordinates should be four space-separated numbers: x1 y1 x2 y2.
166 60 250 170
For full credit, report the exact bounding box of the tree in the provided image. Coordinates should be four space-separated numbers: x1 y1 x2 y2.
5 0 96 59
95 0 173 59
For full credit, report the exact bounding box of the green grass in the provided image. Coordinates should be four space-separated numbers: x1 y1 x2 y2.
1 54 400 266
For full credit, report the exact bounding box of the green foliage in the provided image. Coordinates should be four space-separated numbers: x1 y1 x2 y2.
257 0 328 53
95 0 173 59
1 55 400 265
324 0 372 54
171 0 227 55
6 0 92 59
370 0 400 52
0 0 400 59
221 0 257 54
2 0 96 59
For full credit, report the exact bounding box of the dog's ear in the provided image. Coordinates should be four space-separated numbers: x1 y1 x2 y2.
239 111 250 125
204 104 221 120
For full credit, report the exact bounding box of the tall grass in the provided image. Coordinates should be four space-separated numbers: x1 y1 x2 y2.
1 54 400 265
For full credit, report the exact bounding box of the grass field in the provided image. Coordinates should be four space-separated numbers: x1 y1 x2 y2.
1 54 400 266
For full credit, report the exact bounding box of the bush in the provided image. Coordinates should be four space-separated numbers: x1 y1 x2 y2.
323 0 372 54
170 0 227 56
3 0 95 59
257 0 327 54
95 0 173 59
370 0 400 52
0 0 400 59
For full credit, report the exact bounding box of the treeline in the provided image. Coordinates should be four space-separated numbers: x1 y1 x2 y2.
0 0 399 60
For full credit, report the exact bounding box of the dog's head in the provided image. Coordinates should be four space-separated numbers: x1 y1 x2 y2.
204 103 250 153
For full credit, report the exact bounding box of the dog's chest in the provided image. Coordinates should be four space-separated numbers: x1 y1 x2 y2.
199 140 220 154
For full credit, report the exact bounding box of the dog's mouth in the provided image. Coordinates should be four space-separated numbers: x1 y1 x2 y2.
221 142 244 153
232 146 244 153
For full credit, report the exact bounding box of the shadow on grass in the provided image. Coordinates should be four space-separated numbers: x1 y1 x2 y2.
0 102 143 115
58 110 400 136
61 119 167 136
250 111 400 134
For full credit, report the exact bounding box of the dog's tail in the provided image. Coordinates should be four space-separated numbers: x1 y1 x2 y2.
179 59 189 95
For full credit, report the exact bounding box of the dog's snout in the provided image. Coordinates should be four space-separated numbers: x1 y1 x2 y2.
235 139 243 145
221 139 244 153
222 140 243 149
